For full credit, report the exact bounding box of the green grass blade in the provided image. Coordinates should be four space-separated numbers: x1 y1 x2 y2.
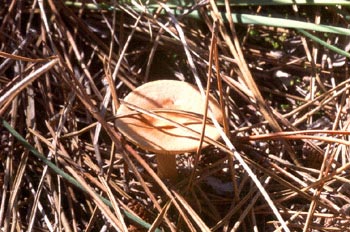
64 1 350 36
227 13 350 36
1 118 160 232
297 29 350 58
215 0 350 6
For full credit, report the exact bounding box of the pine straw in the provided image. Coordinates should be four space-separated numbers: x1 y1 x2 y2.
1 1 350 231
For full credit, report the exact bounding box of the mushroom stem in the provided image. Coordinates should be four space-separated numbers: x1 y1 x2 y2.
156 154 177 180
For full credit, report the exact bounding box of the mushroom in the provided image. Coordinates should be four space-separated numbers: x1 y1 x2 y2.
115 80 223 180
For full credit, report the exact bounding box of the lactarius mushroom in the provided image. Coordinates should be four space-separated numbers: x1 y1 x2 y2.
115 80 223 180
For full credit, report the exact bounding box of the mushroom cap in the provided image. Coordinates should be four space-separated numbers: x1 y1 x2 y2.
115 80 223 154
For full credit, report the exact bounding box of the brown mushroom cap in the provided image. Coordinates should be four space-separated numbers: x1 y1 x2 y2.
115 80 223 154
